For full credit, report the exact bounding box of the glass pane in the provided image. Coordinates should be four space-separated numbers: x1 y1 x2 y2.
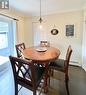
0 21 8 49
0 22 8 33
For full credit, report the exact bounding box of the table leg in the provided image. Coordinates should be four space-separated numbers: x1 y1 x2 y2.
43 62 50 93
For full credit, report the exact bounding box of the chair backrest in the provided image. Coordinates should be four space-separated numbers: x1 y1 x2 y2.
64 45 72 71
9 56 37 95
40 41 50 47
15 43 25 58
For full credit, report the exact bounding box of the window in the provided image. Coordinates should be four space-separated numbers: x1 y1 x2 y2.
0 21 8 49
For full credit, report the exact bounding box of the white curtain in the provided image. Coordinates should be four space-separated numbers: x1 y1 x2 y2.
0 56 15 95
12 20 18 56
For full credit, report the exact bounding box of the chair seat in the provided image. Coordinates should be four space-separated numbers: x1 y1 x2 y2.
50 59 65 71
36 66 45 83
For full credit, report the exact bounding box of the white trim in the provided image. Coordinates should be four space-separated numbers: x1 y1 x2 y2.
69 62 81 67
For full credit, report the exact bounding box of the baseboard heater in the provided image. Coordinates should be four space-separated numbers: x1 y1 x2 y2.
69 61 81 67
70 61 78 63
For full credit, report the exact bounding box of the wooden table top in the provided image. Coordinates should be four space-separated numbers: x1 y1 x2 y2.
23 46 60 63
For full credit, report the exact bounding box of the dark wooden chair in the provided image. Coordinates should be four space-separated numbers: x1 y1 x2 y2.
15 43 25 58
15 43 48 93
9 56 45 95
49 45 72 95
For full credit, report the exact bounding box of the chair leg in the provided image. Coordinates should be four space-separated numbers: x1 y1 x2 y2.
65 80 70 95
15 83 18 95
43 75 48 93
65 73 70 95
33 90 36 95
48 76 50 87
65 72 69 81
49 69 54 77
48 68 52 87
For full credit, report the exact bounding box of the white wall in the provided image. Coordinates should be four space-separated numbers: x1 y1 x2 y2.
24 17 33 47
33 10 83 66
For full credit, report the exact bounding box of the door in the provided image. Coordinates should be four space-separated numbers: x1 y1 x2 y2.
0 17 14 56
33 23 42 46
33 23 47 46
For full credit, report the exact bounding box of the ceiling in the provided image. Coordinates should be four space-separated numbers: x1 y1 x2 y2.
10 0 86 16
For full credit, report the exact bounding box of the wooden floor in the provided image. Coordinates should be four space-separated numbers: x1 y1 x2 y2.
19 66 86 95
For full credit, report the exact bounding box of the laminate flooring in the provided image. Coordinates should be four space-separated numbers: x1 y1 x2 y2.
19 66 86 95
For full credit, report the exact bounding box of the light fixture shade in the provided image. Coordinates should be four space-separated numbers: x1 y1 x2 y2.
39 24 42 29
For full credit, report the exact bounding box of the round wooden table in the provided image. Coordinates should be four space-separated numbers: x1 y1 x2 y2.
23 46 60 93
23 46 60 63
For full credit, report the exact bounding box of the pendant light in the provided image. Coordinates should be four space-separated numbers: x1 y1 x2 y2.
39 0 42 29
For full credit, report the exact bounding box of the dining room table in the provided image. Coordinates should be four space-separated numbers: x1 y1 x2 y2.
23 46 60 93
